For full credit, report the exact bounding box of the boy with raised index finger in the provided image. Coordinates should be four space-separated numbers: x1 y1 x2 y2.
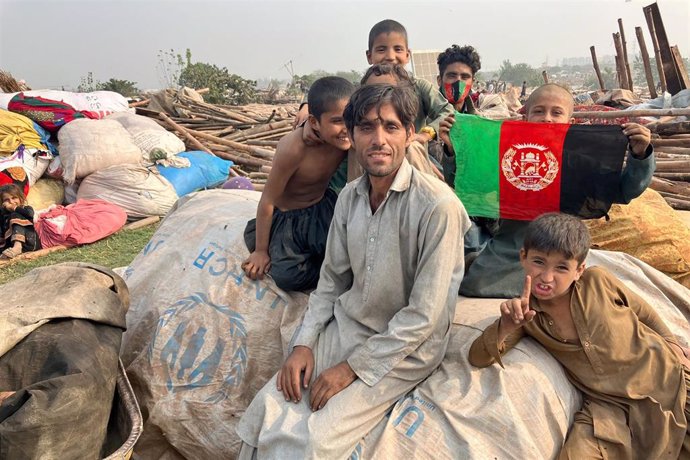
469 212 690 459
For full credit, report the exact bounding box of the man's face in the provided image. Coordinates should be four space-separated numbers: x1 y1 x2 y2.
310 98 351 151
526 88 574 123
438 61 474 91
366 32 410 66
353 103 413 178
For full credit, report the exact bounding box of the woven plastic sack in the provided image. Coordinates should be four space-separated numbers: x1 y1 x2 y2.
26 178 65 211
585 188 690 289
121 190 306 459
77 164 178 219
57 118 142 184
107 112 185 161
155 151 232 197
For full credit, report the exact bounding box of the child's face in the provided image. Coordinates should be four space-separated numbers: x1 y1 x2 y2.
366 32 410 66
310 98 351 151
1 193 21 212
520 248 585 304
526 88 574 124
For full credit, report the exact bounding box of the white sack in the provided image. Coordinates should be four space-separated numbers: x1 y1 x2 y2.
77 164 178 219
57 118 142 184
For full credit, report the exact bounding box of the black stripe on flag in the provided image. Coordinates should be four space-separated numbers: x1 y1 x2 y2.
559 124 628 219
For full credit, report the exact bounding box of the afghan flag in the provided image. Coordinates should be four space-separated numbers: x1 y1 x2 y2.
449 113 628 221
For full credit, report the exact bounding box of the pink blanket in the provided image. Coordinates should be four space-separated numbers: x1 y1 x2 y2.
36 199 127 248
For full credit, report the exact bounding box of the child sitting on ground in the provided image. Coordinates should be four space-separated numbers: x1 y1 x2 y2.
0 184 41 259
242 76 354 291
469 212 690 458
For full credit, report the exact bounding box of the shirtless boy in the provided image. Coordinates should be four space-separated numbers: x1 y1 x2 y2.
242 76 354 291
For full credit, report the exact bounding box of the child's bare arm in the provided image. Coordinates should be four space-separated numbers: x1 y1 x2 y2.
242 141 301 280
469 276 533 368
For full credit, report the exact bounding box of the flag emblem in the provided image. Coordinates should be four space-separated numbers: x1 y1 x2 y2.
501 143 559 192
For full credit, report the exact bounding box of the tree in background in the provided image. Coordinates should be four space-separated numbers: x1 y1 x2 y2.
77 71 102 92
496 60 541 87
77 72 140 96
178 50 258 105
100 78 140 97
632 54 690 90
286 69 363 98
157 48 186 89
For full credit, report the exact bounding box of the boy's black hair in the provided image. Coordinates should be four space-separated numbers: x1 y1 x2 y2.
368 19 408 51
360 64 413 86
0 183 26 204
343 84 418 139
437 45 481 78
307 76 355 121
523 213 590 264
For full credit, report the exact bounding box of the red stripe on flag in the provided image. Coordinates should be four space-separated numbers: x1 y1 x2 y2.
498 121 570 220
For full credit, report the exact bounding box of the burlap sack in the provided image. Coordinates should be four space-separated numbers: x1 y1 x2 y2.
120 189 690 459
586 188 690 288
120 190 308 459
77 164 178 218
57 118 142 183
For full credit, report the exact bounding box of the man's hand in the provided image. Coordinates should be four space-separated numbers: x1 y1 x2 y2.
439 115 456 154
309 361 357 411
498 275 536 342
292 104 309 129
277 346 314 403
301 120 324 147
242 250 271 280
622 123 651 158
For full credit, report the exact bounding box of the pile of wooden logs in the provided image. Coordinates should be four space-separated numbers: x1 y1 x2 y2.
135 92 298 191
649 121 690 210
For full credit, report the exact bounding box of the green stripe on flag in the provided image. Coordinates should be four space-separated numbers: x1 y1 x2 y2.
450 113 503 218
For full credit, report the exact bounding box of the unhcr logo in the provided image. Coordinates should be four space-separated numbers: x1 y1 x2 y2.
148 292 248 403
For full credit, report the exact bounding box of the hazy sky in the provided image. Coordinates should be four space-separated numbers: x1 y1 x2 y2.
1 0 688 90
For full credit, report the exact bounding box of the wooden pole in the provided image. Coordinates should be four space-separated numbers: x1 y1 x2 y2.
635 26 658 98
645 8 667 93
670 46 690 90
614 55 623 88
541 70 549 84
158 113 215 155
590 46 606 91
183 127 276 160
618 18 634 90
158 112 240 177
612 33 630 90
572 107 690 119
225 120 292 142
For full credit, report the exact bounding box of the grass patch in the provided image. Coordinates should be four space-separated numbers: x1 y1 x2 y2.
0 224 159 284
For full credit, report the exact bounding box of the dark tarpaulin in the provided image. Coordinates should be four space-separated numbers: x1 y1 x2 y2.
0 263 128 459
